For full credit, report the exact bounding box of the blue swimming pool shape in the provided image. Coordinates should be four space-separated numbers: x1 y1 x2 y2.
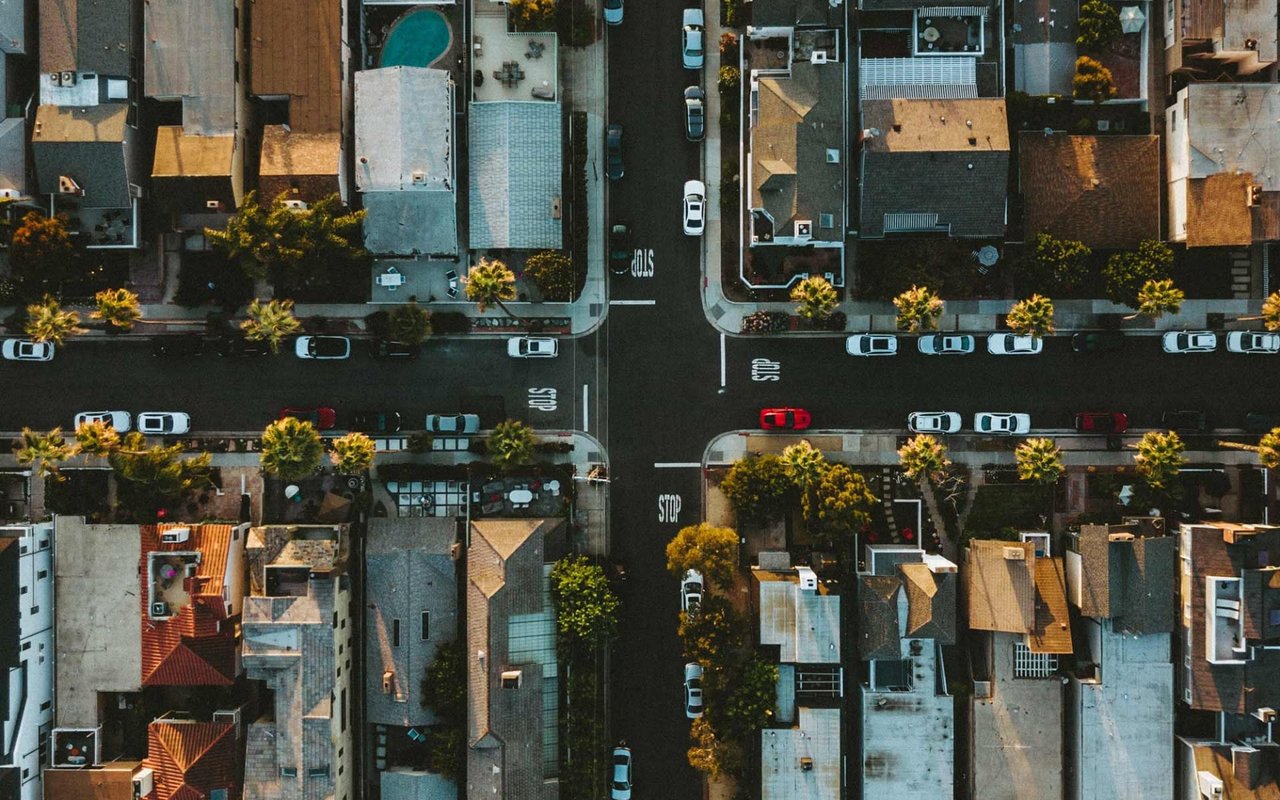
380 9 453 69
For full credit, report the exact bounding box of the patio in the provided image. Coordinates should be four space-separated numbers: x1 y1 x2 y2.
471 10 558 102
370 258 468 303
916 10 984 55
470 476 566 518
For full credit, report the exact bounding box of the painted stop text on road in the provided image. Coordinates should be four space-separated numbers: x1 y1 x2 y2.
658 493 683 523
751 358 781 381
528 387 557 411
631 248 655 277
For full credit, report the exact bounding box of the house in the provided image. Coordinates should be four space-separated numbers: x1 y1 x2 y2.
0 0 28 204
355 67 458 257
0 524 54 800
144 711 243 800
1019 133 1161 249
42 760 155 800
466 518 565 800
856 545 957 799
965 535 1073 800
760 707 841 800
859 98 1009 238
33 0 143 248
468 103 563 250
1166 84 1280 247
1165 0 1276 79
1063 520 1176 800
1177 735 1280 798
144 0 247 226
241 524 353 800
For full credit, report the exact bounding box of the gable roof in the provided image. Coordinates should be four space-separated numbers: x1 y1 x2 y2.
31 104 132 207
966 540 1036 633
1076 525 1177 633
468 102 563 250
858 575 901 660
1029 557 1073 654
902 562 956 643
152 127 235 178
39 0 132 75
146 719 239 800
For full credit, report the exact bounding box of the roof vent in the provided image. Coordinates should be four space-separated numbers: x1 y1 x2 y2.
799 757 814 771
968 137 977 146
1002 546 1026 561
810 50 828 64
825 148 840 163
966 163 974 170
797 566 818 591
60 71 76 86
795 220 813 240
411 170 427 185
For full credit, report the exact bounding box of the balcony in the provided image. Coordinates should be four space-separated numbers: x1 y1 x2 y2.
1206 576 1247 664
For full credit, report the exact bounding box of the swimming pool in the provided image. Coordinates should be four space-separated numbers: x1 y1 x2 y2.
379 9 453 69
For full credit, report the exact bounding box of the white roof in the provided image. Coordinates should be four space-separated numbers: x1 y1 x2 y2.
1183 83 1280 191
355 67 454 192
758 576 841 664
761 708 841 800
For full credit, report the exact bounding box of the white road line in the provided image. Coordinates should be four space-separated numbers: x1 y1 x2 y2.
719 333 726 388
582 384 589 432
608 299 656 306
654 462 701 468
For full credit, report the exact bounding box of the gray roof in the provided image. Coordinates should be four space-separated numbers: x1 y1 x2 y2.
902 563 956 643
32 104 132 208
758 572 842 664
355 67 453 192
753 0 838 27
468 102 563 250
143 0 236 133
380 768 458 800
858 576 901 660
363 190 458 257
0 0 25 54
40 0 132 75
761 708 841 800
1076 526 1177 634
0 117 26 193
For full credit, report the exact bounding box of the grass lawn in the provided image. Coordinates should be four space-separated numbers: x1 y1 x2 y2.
961 483 1053 544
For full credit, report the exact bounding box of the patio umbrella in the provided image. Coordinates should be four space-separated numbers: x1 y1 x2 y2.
1119 6 1146 33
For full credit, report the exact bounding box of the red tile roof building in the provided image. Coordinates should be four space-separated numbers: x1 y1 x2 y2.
145 717 240 800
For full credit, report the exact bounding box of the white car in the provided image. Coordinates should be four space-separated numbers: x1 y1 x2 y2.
908 411 962 434
603 0 623 24
507 336 559 358
2 339 54 361
918 334 975 355
684 662 704 719
974 412 1031 435
425 413 481 434
75 411 132 432
611 746 633 800
295 335 351 360
987 333 1043 355
1162 331 1217 354
1226 331 1280 354
845 333 897 356
137 412 192 435
681 8 704 69
682 179 706 236
681 569 703 613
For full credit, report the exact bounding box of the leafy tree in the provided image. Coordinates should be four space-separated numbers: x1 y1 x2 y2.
74 419 120 456
241 298 302 353
91 288 142 331
524 251 575 301
420 638 466 722
550 556 620 646
13 427 74 477
9 212 75 289
388 304 432 346
688 718 741 778
718 65 741 95
488 420 535 471
802 464 876 547
205 191 366 280
1076 0 1122 49
1073 56 1117 103
509 0 557 30
1007 294 1056 339
1131 431 1186 489
1239 290 1280 330
780 440 826 491
464 257 518 314
25 295 85 345
718 454 797 525
1032 233 1092 292
1016 437 1064 485
330 432 375 474
426 728 464 779
720 656 779 739
678 595 746 663
790 275 838 323
666 522 739 588
108 433 213 517
1129 278 1184 320
893 285 944 332
1104 239 1173 305
898 434 951 483
1218 428 1280 469
260 417 325 480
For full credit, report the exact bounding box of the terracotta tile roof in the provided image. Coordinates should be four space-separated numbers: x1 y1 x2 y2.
1029 558 1073 654
145 718 240 800
966 540 1036 634
1187 172 1253 247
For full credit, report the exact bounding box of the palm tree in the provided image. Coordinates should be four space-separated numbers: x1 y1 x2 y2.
241 298 302 354
1237 290 1280 331
25 295 85 346
790 276 838 324
488 420 536 471
780 440 827 490
1126 278 1184 320
464 257 518 314
898 434 950 483
330 432 376 474
74 419 120 456
893 285 944 332
260 417 325 480
389 303 433 346
13 427 75 477
1130 430 1186 489
1217 428 1280 470
90 287 143 331
1007 294 1056 339
1016 437 1064 485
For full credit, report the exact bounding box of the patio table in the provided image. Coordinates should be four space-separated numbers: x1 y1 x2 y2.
510 489 534 504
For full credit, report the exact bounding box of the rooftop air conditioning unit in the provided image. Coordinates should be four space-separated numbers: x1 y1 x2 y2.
799 757 814 771
810 51 828 64
1002 546 1026 561
160 527 190 544
282 199 307 211
132 768 154 798
797 566 818 591
410 170 427 185
795 220 813 239
150 601 169 618
61 72 75 86
1108 531 1135 542
1254 707 1277 723
973 680 992 698
1096 119 1111 132
206 199 223 211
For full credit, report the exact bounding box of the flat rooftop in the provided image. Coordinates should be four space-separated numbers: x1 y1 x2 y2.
761 707 841 800
861 650 953 796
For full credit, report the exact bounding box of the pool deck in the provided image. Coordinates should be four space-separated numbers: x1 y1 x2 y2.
471 8 558 103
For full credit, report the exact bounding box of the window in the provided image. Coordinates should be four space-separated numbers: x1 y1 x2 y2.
280 767 298 778
20 586 26 595
340 689 347 732
819 213 834 229
421 611 430 641
308 767 329 778
37 570 47 579
1013 642 1057 678
21 641 30 651
29 606 38 615
392 619 400 647
211 790 228 800
39 700 50 711
333 612 338 628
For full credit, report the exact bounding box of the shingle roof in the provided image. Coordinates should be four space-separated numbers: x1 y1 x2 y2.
1188 740 1280 799
144 0 236 134
902 562 956 644
249 0 342 133
32 104 131 207
152 127 235 178
39 0 132 75
858 575 901 660
146 719 239 800
966 540 1035 633
258 125 340 184
468 102 563 250
1188 172 1254 247
1075 524 1177 633
1029 557 1073 654
43 763 146 800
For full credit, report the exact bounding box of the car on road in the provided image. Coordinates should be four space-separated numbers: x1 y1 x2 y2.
1071 331 1125 353
1162 330 1217 354
760 407 811 430
217 336 270 357
681 569 703 614
2 339 54 361
918 334 975 355
368 339 419 359
684 86 705 141
845 333 897 356
295 335 351 360
1226 331 1280 354
426 413 481 434
974 412 1031 435
610 746 633 800
908 411 962 434
987 333 1043 355
349 411 402 433
508 336 559 358
681 8 704 69
1246 412 1280 433
1074 412 1129 434
610 223 632 275
684 662 704 719
151 335 204 358
606 123 624 181
137 412 191 435
279 406 337 430
682 179 706 236
603 0 623 24
1162 410 1209 432
75 411 131 432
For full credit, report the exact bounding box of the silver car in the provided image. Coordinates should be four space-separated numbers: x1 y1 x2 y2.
74 411 132 432
137 412 192 435
425 414 481 434
611 746 633 800
845 333 897 356
507 336 559 358
1226 331 1280 354
681 8 704 69
908 411 962 434
682 179 706 236
684 662 704 719
681 569 704 613
987 333 1043 355
1162 331 1217 354
1 339 54 361
974 412 1031 435
918 334 975 355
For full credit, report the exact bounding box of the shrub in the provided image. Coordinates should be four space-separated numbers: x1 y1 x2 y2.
1073 56 1117 103
721 0 739 26
524 250 575 301
718 65 741 95
571 112 590 295
720 32 739 57
510 0 557 30
1077 0 1122 50
740 310 789 333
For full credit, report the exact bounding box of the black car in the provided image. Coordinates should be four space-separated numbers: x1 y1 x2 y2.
1071 331 1125 353
1245 412 1280 434
368 338 420 359
684 86 705 141
606 123 624 181
609 223 632 275
151 335 205 357
349 411 403 433
217 336 270 357
1162 410 1209 432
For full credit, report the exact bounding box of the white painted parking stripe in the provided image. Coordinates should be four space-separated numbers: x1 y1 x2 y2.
654 462 701 468
582 384 589 432
719 333 726 388
608 299 657 306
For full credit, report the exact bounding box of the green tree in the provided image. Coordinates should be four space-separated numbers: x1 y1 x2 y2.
1218 428 1280 469
509 0 557 30
802 463 876 547
108 432 213 517
241 298 302 354
205 191 366 280
666 522 739 588
1131 431 1186 489
1007 294 1056 339
1016 437 1065 485
488 420 535 471
1239 290 1280 330
420 639 466 721
1076 0 1122 49
1032 232 1092 292
550 556 621 646
720 656 779 739
678 595 746 663
13 427 74 477
1073 56 1117 103
388 303 432 346
718 65 741 95
780 440 827 491
330 432 375 474
1104 239 1173 305
464 257 518 314
1128 278 1184 320
25 295 85 345
74 419 120 456
426 728 464 779
898 434 951 483
790 275 838 323
893 285 944 332
91 287 142 331
687 718 742 778
260 417 325 480
9 212 75 290
718 454 797 525
524 251 575 301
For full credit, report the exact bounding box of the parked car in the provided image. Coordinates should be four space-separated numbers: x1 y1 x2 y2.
987 333 1043 355
1162 410 1209 432
759 407 811 430
610 222 633 275
508 336 559 358
681 8 704 69
150 335 203 358
845 333 897 356
610 746 633 800
684 662 704 719
137 412 192 435
426 413 480 434
74 411 132 432
368 339 419 359
217 336 270 357
607 123 624 180
974 412 1031 435
279 406 337 430
349 411 402 433
1074 412 1129 434
908 411 962 434
603 0 623 24
1226 331 1280 354
918 334 975 355
681 569 703 614
2 339 54 361
684 86 705 141
682 179 706 236
1162 331 1217 354
1245 412 1280 434
295 335 351 360
1071 331 1125 353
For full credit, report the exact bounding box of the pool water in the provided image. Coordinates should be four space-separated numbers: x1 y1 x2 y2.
379 9 453 69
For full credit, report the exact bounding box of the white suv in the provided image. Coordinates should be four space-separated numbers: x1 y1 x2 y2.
507 336 559 358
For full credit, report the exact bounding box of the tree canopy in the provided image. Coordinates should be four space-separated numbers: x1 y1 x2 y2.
899 434 951 483
1007 294 1056 339
718 454 797 525
388 304 432 346
524 251 575 301
893 285 944 332
9 212 75 291
488 420 535 471
550 556 621 646
241 298 302 353
1076 0 1122 50
464 257 518 314
1132 431 1186 489
205 191 366 280
666 523 739 588
1073 56 1118 103
13 427 74 478
260 417 325 480
330 432 376 474
780 440 827 491
25 295 85 346
1104 240 1173 305
790 275 838 322
802 463 876 548
1016 437 1065 485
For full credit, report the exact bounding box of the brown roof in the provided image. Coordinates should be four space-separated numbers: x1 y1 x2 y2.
858 575 902 660
966 540 1036 633
249 0 342 133
1018 133 1160 249
901 562 956 644
32 104 129 144
258 125 341 202
863 98 1010 154
1029 558 1073 654
152 127 235 178
1189 741 1280 799
1187 173 1254 247
43 764 145 800
145 719 240 800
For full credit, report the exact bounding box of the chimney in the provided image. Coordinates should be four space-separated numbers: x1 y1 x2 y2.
1231 745 1261 790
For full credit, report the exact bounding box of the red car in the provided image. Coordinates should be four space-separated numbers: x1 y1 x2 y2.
760 408 812 430
1074 412 1128 434
279 406 337 430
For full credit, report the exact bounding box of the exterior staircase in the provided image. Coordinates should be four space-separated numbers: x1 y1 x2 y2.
1231 250 1252 299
